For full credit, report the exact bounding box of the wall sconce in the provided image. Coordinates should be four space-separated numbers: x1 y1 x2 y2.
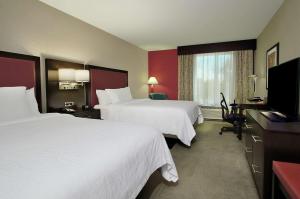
75 70 90 85
58 68 75 82
58 68 90 90
148 76 158 93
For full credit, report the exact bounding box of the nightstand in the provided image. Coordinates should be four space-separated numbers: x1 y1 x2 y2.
49 107 101 119
71 109 101 119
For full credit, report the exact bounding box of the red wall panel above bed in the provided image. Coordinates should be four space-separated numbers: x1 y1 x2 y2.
0 57 36 88
88 66 128 106
0 51 41 111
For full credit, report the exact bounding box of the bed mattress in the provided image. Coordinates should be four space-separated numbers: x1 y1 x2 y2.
96 99 203 146
0 114 177 199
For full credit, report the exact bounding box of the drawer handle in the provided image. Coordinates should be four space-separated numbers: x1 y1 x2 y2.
251 164 262 174
244 123 253 129
245 147 252 153
251 135 262 143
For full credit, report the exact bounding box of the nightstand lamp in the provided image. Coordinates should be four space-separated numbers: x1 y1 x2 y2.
148 76 158 93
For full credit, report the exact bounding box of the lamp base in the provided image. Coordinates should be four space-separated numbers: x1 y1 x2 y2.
149 84 154 93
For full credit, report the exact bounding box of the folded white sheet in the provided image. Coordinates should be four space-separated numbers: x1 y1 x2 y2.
95 99 204 146
0 114 178 199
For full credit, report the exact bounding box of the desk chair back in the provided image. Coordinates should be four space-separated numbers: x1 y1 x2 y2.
220 92 229 119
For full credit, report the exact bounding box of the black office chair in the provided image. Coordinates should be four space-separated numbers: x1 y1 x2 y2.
219 92 244 140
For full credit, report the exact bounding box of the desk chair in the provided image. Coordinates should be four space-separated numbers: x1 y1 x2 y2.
219 92 244 140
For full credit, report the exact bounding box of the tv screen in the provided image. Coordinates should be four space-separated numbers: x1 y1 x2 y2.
268 58 300 120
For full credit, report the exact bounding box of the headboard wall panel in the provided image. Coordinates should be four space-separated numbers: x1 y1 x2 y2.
0 58 36 87
87 65 128 106
45 59 85 111
0 51 41 110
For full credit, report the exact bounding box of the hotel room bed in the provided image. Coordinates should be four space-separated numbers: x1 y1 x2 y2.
95 98 203 146
88 65 203 146
0 113 178 199
0 51 178 199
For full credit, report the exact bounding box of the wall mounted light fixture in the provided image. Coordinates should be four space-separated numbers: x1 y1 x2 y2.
58 68 75 82
58 68 90 90
75 70 90 85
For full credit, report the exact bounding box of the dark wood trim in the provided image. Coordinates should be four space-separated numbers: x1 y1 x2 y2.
0 51 41 111
177 39 257 55
266 43 280 89
266 43 280 65
253 53 256 75
0 51 40 62
85 65 128 74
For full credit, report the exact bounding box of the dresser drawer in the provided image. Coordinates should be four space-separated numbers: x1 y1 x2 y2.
245 111 264 199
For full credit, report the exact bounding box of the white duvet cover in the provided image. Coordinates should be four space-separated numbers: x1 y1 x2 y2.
0 114 177 199
97 99 204 146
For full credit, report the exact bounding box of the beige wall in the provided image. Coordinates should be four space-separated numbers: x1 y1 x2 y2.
255 0 300 97
0 0 148 112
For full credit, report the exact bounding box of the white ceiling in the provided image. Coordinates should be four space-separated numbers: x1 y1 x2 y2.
40 0 284 51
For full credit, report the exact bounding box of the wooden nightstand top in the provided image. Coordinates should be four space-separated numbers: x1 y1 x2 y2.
72 109 100 119
49 107 101 119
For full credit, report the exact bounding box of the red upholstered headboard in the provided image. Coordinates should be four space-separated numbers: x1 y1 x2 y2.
0 51 41 110
86 65 128 106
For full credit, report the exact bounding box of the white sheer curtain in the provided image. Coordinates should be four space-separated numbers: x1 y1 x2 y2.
193 51 236 107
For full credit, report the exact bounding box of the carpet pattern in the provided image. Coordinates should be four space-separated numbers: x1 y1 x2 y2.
139 121 259 199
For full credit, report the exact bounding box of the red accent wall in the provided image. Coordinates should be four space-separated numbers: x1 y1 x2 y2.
148 49 178 100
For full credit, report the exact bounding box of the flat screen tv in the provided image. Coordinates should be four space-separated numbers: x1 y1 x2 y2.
267 58 300 121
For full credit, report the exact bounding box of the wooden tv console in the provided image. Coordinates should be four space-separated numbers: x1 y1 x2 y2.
243 110 300 199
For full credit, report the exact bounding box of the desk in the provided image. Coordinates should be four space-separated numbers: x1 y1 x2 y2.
238 103 268 110
236 103 268 116
227 102 268 140
229 102 268 117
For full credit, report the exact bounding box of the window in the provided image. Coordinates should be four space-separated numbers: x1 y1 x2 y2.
193 51 236 107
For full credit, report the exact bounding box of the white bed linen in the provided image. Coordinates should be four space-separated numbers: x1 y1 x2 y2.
0 114 177 199
96 99 204 146
0 87 33 121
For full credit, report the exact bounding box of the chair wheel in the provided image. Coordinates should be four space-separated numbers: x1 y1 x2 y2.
219 132 222 135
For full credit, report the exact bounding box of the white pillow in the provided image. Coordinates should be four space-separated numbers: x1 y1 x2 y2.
121 87 133 101
105 88 122 103
0 87 33 122
105 87 132 103
26 88 40 115
96 90 112 105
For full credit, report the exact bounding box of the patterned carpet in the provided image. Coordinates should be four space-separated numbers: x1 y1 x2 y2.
138 121 259 199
